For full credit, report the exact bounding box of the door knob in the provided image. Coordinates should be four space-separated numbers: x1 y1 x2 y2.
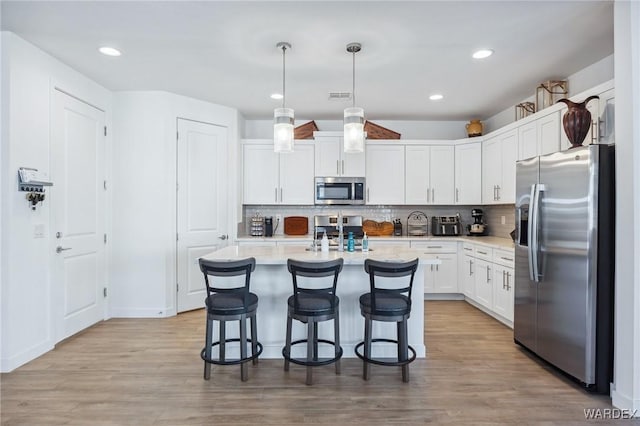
218 235 228 240
56 246 72 253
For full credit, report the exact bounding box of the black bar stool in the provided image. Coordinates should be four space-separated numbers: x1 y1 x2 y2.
282 258 344 385
355 258 419 383
199 257 263 382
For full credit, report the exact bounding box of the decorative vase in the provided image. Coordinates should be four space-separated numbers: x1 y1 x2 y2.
466 119 483 137
557 96 599 148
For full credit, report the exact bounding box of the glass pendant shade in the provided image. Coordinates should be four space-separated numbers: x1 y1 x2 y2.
343 107 365 153
274 107 294 153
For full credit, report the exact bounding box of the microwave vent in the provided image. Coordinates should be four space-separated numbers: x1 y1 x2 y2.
328 92 352 101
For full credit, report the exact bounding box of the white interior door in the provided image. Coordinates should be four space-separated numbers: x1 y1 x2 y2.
51 89 106 342
177 119 228 312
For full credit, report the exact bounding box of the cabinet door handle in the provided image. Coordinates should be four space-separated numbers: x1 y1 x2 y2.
469 260 473 276
463 247 472 252
280 187 283 202
456 188 459 203
493 185 496 201
275 187 278 203
342 160 345 175
337 160 340 175
496 185 501 201
500 256 513 262
486 266 491 282
431 265 434 272
502 270 506 289
507 271 511 290
477 250 487 255
56 246 72 253
591 121 598 144
426 187 430 203
427 245 442 248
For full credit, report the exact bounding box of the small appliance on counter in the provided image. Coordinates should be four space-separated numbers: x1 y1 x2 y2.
250 214 264 236
314 215 364 240
264 217 273 237
431 215 461 236
407 211 428 236
393 219 403 236
467 208 487 236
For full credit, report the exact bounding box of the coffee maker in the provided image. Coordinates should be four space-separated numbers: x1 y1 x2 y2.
467 208 487 236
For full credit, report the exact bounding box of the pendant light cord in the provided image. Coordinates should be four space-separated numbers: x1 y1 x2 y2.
282 45 286 109
352 50 356 107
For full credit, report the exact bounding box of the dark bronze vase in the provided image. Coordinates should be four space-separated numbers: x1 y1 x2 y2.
556 96 599 148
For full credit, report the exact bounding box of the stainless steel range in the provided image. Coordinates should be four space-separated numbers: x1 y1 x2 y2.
314 215 364 241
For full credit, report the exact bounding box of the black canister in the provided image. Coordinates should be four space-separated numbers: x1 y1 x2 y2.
264 217 273 237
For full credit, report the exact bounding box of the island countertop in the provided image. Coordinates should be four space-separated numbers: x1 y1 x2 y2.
201 244 442 265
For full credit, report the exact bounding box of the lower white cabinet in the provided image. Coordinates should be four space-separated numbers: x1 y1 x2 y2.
460 253 475 298
493 264 514 321
412 241 457 294
474 258 493 309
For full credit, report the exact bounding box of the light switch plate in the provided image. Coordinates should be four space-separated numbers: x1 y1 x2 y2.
501 215 506 225
34 223 45 238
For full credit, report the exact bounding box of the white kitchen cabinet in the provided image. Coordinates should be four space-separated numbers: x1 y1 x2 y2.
366 144 405 205
412 241 457 293
454 142 482 205
460 254 475 298
405 145 454 205
243 144 279 204
243 143 314 205
482 129 517 204
474 258 493 310
493 264 514 322
519 111 561 161
314 134 365 177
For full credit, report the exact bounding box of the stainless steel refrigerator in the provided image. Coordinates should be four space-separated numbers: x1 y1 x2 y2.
514 144 614 394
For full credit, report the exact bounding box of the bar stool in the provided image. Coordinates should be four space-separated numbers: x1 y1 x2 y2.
199 257 263 382
282 258 344 385
355 258 419 383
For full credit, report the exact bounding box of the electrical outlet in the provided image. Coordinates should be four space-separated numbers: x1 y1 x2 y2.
33 223 45 238
501 215 506 225
276 214 282 222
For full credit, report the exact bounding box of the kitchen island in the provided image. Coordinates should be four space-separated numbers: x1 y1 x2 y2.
200 244 441 359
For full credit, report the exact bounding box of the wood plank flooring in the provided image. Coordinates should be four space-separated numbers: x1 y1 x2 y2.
0 301 626 425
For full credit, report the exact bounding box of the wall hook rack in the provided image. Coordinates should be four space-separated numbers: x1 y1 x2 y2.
18 167 53 210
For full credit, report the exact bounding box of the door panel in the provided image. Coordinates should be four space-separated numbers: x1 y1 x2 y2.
430 146 455 204
280 145 314 204
514 156 538 350
537 147 593 383
455 143 482 205
405 145 430 204
52 90 106 342
177 119 228 312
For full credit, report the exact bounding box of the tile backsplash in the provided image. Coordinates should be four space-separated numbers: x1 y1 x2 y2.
240 204 515 239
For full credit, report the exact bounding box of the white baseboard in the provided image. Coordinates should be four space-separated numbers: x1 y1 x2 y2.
464 297 513 328
109 307 173 318
612 388 640 414
0 340 54 373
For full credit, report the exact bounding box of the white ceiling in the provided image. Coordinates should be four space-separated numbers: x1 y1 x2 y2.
1 1 614 121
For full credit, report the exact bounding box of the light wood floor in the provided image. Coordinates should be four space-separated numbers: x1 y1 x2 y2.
1 301 625 425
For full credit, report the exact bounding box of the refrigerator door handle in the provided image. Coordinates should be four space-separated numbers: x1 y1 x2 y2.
530 183 546 282
528 184 537 282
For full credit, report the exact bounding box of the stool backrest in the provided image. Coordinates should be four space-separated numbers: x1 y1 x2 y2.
364 258 419 309
287 258 344 305
198 257 256 306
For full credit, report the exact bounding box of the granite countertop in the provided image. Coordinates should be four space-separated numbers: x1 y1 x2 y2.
236 234 515 250
201 244 442 265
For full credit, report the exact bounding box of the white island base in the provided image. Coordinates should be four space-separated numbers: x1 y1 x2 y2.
200 245 440 360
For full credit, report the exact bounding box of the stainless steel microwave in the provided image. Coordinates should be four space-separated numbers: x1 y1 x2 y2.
315 177 365 205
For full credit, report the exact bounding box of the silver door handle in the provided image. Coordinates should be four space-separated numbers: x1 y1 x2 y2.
427 245 442 248
342 160 345 175
496 185 501 201
431 265 433 272
56 246 72 253
280 187 283 202
432 188 435 203
426 187 430 203
486 266 491 282
500 257 513 262
493 185 497 201
456 188 459 203
591 121 597 144
469 260 473 276
218 235 228 240
275 187 278 203
507 272 511 290
502 270 506 289
337 160 340 175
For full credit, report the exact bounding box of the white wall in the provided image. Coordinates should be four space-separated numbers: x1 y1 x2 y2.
485 55 614 133
110 91 239 317
0 32 112 372
244 119 468 140
612 0 640 413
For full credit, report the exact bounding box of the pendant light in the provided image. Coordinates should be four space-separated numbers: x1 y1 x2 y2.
344 42 364 153
274 42 294 153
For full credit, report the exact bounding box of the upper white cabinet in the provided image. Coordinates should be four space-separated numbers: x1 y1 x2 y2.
243 143 314 205
405 145 455 205
366 144 405 204
518 111 560 161
314 134 365 177
454 142 482 205
482 129 517 204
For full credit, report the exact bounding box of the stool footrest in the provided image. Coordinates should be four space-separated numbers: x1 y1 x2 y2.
282 339 343 367
201 338 263 366
354 339 416 366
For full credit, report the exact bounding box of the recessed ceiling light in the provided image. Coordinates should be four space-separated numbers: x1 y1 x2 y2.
270 93 283 100
472 49 493 59
429 94 444 101
99 46 121 57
